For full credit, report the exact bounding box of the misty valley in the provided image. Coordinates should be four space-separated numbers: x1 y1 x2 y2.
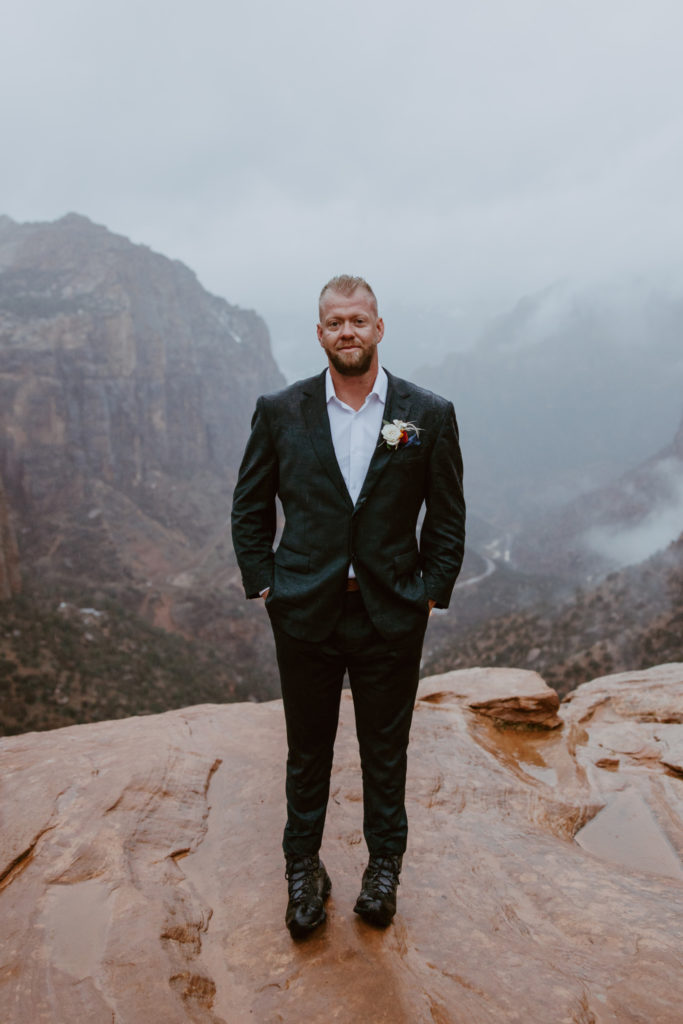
1 214 682 735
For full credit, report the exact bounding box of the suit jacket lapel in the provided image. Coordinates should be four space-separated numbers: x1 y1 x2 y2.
301 371 354 509
354 370 411 510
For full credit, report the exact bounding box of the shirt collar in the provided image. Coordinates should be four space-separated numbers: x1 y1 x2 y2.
325 365 388 408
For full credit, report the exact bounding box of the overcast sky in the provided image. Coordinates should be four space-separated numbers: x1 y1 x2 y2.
3 0 683 357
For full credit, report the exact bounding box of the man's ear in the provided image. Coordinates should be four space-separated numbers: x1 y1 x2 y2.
316 323 324 345
377 317 385 343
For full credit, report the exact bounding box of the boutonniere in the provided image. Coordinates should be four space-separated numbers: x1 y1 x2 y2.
380 419 422 450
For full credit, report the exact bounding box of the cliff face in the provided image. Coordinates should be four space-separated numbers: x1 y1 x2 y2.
0 214 286 716
0 213 283 559
1 664 682 1023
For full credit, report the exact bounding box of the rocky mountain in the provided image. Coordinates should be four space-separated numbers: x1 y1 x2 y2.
510 408 683 582
3 215 682 736
0 214 285 728
425 530 683 699
420 405 683 698
1 663 682 1022
0 212 283 552
417 280 683 525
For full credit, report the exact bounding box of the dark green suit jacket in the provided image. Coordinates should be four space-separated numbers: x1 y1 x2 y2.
231 369 465 641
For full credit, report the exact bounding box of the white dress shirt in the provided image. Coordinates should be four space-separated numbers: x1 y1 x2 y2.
263 368 387 595
325 365 387 503
326 366 387 578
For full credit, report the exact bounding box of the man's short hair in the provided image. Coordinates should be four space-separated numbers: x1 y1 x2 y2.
319 275 378 318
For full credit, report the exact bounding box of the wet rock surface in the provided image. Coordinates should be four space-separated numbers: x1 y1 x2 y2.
417 666 562 727
1 664 682 1023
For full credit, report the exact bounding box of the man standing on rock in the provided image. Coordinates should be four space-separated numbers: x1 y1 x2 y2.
231 275 465 937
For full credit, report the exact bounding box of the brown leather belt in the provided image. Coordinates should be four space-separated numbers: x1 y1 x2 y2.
346 578 360 592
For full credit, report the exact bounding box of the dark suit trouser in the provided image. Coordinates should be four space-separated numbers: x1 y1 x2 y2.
271 591 428 859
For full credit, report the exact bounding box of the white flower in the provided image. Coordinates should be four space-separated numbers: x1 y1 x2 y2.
380 419 422 451
381 422 404 447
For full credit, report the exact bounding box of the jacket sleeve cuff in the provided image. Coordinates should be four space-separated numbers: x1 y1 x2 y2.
243 570 274 599
423 577 456 609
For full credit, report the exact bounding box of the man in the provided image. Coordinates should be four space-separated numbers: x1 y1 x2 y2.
231 275 465 938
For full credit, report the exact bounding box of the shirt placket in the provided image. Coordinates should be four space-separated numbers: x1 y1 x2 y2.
348 408 365 504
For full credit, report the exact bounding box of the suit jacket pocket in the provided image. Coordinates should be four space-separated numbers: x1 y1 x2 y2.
390 450 426 469
394 549 419 576
274 544 310 572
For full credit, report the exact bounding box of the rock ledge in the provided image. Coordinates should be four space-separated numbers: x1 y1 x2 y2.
1 664 682 1023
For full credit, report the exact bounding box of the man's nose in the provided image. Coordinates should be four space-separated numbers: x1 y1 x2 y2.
340 320 355 337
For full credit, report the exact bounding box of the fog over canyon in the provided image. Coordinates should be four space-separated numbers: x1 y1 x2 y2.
1 212 682 1023
0 213 682 735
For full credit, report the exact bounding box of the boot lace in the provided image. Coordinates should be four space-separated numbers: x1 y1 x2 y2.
364 856 401 897
285 855 320 902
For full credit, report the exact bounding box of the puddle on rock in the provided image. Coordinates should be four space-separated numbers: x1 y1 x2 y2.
575 789 683 881
41 878 112 979
469 716 566 788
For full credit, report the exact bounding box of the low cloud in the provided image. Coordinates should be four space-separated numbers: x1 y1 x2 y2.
585 458 683 567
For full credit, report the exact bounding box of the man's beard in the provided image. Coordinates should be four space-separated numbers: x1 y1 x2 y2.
327 346 375 377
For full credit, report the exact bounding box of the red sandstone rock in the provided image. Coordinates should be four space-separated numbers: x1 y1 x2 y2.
418 666 562 727
1 664 682 1022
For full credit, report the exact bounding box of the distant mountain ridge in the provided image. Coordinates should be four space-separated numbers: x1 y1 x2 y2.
3 215 682 733
511 408 683 580
0 213 283 539
0 213 284 728
417 280 683 524
424 410 683 695
425 529 683 698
